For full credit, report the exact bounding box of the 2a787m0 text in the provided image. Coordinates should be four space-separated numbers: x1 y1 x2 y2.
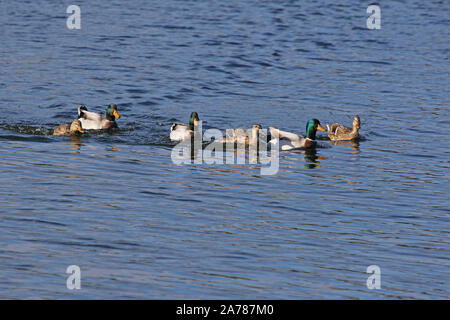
176 304 274 317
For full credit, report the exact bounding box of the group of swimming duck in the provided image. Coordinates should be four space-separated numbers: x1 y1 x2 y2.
170 112 361 150
54 104 361 150
53 104 120 135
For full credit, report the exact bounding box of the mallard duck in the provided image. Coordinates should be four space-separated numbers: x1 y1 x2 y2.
269 119 326 150
326 115 360 141
77 104 120 130
219 124 262 145
53 119 85 136
170 112 200 141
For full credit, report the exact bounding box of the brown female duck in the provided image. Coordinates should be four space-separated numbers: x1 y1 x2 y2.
326 115 361 141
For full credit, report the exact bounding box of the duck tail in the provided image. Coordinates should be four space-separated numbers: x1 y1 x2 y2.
78 105 88 119
268 126 280 139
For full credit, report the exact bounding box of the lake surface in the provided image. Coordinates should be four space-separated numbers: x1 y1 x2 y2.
0 0 449 299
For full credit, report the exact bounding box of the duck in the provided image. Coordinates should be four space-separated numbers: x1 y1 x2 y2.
326 115 360 141
269 119 326 150
53 119 85 136
77 104 120 130
170 112 200 141
218 124 262 145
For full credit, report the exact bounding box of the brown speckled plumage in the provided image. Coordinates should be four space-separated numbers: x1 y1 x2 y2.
326 116 360 141
53 119 84 136
219 124 262 145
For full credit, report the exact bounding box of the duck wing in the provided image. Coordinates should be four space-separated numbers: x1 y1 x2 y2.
171 123 189 132
327 123 352 138
170 123 192 141
269 126 306 149
81 110 103 121
337 125 352 134
269 126 303 142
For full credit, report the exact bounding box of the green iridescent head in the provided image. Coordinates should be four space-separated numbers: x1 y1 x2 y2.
189 112 199 130
106 104 120 121
305 118 326 140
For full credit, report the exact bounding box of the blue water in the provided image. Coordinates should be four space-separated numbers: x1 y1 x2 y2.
0 0 449 299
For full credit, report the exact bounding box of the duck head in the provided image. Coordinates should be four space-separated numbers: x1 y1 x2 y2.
189 112 200 130
252 124 262 130
305 118 326 140
106 104 120 121
353 115 361 130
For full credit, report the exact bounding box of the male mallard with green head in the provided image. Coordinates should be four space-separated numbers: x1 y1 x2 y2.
326 115 360 141
170 112 200 141
77 104 120 130
53 119 85 136
269 119 326 150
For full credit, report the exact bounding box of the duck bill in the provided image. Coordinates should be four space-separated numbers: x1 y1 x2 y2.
78 129 85 133
113 110 120 119
317 124 326 131
193 119 199 126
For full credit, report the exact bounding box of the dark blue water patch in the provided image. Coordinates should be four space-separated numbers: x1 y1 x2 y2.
308 56 391 65
137 100 159 106
113 241 141 247
308 57 332 62
25 239 123 250
63 45 108 52
179 88 195 93
402 153 437 159
202 40 223 46
172 43 191 48
254 61 272 68
71 65 110 71
163 94 184 101
363 39 390 46
147 24 195 30
368 131 388 138
223 41 244 46
126 89 148 94
351 26 367 31
115 102 133 108
205 65 234 75
31 86 50 91
352 60 392 65
406 127 438 135
33 219 67 227
96 35 138 41
47 103 65 109
110 65 137 71
140 190 168 197
238 79 263 85
276 24 290 31
93 89 108 95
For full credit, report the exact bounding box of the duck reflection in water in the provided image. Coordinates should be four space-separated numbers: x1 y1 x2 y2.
328 139 360 154
69 135 82 154
304 148 326 169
